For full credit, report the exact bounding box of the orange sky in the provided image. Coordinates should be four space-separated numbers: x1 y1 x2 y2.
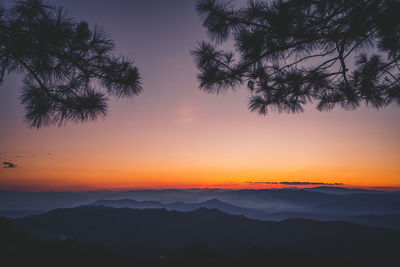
0 0 399 191
1 97 399 191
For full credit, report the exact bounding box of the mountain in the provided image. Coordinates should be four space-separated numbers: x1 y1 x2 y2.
89 188 400 215
93 199 165 209
344 214 400 229
0 209 44 218
91 198 267 219
0 217 356 267
91 198 400 230
2 188 400 215
220 189 400 214
12 206 400 266
304 186 383 195
155 243 351 267
0 217 124 267
0 190 112 210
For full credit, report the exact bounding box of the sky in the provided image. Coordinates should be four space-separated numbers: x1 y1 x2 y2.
0 0 399 191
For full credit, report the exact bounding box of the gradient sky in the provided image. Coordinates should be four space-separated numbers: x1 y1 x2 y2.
0 0 399 191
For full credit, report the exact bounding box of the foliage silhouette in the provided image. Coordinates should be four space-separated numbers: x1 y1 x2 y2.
192 0 400 115
0 0 142 128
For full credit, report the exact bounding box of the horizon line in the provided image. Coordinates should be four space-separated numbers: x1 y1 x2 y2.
1 184 400 193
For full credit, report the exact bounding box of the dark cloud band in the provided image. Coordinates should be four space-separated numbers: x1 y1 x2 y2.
3 161 17 168
245 181 344 186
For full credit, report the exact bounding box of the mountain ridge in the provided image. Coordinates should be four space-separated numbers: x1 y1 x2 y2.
11 205 400 266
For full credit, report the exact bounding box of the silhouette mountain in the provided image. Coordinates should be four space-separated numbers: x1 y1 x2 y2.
0 209 44 218
0 217 124 267
0 190 111 210
0 217 357 267
91 198 266 218
3 188 399 230
344 214 400 230
91 198 400 230
304 186 383 195
90 199 400 229
154 243 351 267
11 206 400 266
218 189 400 215
2 188 399 215
93 198 165 209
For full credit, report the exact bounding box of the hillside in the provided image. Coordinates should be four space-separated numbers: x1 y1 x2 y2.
12 206 400 266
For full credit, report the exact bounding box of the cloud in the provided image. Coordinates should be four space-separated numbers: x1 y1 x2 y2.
245 181 344 186
3 161 17 168
371 186 397 190
174 106 197 124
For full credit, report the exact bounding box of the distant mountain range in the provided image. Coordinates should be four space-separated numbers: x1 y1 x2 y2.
303 186 385 195
90 198 400 230
2 187 400 233
1 187 399 214
10 206 400 266
91 198 265 218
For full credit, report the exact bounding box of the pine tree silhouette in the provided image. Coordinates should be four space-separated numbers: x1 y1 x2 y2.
0 0 142 128
192 0 400 115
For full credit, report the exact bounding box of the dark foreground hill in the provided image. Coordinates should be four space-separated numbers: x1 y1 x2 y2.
11 206 400 266
0 217 357 267
0 217 124 267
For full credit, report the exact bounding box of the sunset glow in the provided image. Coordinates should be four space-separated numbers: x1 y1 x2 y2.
0 0 399 192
